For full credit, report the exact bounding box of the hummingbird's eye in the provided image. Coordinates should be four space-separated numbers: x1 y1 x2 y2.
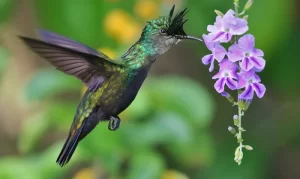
160 28 167 35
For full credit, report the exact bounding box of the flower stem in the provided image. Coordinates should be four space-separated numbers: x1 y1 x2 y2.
234 0 239 17
237 106 244 164
234 0 239 43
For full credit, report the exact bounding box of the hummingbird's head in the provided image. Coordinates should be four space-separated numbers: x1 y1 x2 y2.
139 5 202 56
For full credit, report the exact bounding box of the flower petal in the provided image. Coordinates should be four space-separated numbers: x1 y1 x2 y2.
220 59 238 70
222 9 236 29
221 91 230 97
238 34 254 51
240 57 254 71
252 48 264 57
231 18 248 35
229 67 239 79
226 78 238 90
213 43 227 62
208 16 223 33
214 77 226 93
237 76 247 89
208 59 215 72
221 32 232 43
212 71 222 79
253 73 261 82
207 25 217 33
250 56 266 70
228 44 243 62
211 31 225 42
238 69 261 83
239 85 254 100
202 54 214 65
202 34 214 50
252 82 266 98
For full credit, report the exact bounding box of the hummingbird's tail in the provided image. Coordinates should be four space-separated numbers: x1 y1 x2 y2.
56 121 85 167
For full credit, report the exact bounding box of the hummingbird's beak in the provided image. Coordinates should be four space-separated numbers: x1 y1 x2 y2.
175 35 203 42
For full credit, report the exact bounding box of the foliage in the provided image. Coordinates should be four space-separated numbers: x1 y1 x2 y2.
0 0 299 178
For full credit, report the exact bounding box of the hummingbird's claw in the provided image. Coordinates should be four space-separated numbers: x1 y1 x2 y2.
108 116 120 131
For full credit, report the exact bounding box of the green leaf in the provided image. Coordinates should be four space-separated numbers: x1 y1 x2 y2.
122 86 152 120
146 76 215 128
35 0 105 48
167 132 215 168
247 0 294 55
123 112 193 148
80 124 126 174
0 157 40 179
47 101 78 129
18 111 50 153
36 143 72 178
203 149 266 179
0 0 15 24
126 151 165 179
25 69 80 101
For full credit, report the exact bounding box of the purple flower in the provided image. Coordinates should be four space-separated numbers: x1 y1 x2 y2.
202 34 227 72
207 9 248 43
238 70 266 100
212 59 239 93
228 34 266 71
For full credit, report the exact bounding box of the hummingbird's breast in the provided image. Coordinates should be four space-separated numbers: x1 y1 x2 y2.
99 63 152 116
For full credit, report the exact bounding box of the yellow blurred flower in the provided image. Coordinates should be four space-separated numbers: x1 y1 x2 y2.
104 9 141 44
98 47 116 59
135 0 159 20
104 10 129 37
118 21 141 44
164 0 183 6
73 168 97 179
161 170 189 179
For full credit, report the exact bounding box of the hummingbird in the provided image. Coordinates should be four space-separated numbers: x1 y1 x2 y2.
20 5 202 167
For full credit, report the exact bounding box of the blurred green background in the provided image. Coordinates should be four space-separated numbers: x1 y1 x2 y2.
0 0 299 178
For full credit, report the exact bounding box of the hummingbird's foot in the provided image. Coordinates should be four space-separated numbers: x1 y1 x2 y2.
108 116 120 131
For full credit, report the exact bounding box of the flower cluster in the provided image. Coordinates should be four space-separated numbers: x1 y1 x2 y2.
201 1 266 165
202 9 266 101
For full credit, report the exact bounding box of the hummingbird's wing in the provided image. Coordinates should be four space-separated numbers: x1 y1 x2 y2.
37 29 103 58
19 30 122 87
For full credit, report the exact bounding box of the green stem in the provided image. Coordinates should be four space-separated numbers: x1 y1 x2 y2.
238 106 243 151
234 0 239 43
234 1 239 17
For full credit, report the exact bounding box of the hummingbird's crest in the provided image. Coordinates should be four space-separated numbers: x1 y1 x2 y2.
142 5 188 38
167 5 188 36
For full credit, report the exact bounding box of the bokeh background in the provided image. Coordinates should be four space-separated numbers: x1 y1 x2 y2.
0 0 299 178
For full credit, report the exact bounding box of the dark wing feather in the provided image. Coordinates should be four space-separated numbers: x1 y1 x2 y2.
19 36 121 86
38 29 101 57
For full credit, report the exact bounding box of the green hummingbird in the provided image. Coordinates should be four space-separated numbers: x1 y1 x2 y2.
20 5 202 167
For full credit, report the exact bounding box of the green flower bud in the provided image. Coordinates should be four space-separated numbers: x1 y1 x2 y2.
238 101 244 109
233 115 239 125
243 99 252 111
238 98 252 111
244 145 253 150
243 15 249 20
221 92 235 104
214 10 224 17
244 0 254 11
228 126 237 135
234 147 243 165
